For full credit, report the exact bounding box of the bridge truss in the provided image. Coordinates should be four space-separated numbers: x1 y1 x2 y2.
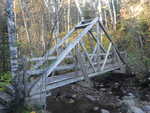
24 17 126 103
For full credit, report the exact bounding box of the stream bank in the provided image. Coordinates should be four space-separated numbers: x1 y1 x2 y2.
46 73 150 113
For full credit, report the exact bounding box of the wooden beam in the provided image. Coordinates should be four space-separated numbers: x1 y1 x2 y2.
101 43 112 71
26 58 114 76
33 27 76 69
31 17 99 91
30 64 119 96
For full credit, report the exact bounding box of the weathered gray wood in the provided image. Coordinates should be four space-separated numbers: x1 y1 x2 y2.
27 57 115 76
30 64 120 96
79 41 96 72
76 47 91 85
98 20 126 65
18 17 126 104
31 17 99 92
43 17 98 77
75 23 90 29
27 55 73 62
90 44 98 60
27 53 108 62
26 64 76 76
101 43 112 71
32 21 84 69
88 31 106 53
33 27 76 69
81 19 93 24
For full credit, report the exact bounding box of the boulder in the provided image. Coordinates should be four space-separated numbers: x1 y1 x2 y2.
101 109 110 113
93 106 99 111
129 106 145 113
143 105 150 112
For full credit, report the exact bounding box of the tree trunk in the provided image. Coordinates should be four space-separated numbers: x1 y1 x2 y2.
67 0 70 32
7 0 18 77
74 0 84 20
112 0 117 30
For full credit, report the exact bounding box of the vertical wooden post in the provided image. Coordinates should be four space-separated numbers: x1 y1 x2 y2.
7 0 18 77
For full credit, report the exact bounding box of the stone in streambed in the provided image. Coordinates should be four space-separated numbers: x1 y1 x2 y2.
143 105 150 112
93 106 99 111
101 109 110 113
129 106 145 113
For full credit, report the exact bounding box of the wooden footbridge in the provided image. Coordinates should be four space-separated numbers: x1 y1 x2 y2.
0 16 127 111
26 17 126 103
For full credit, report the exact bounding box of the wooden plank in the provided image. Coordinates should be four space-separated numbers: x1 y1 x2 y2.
27 58 114 76
81 19 93 24
76 48 91 84
30 16 99 91
98 20 126 65
79 41 96 72
101 43 112 71
27 55 73 62
88 31 106 53
27 53 108 62
27 51 127 63
90 44 98 60
75 23 90 29
26 64 76 75
30 64 119 96
33 27 76 69
42 17 99 78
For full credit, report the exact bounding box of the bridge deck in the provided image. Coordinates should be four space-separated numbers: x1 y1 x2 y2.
30 64 120 96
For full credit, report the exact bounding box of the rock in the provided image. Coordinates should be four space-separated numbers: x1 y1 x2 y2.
122 96 136 106
93 106 99 111
100 88 106 91
143 105 150 112
122 93 136 107
68 99 75 104
86 95 96 101
78 81 94 88
100 84 104 87
72 94 77 98
101 109 110 113
130 106 145 113
115 82 119 86
109 91 112 94
128 93 135 97
121 94 139 113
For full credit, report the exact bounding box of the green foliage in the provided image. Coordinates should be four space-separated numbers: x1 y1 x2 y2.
22 107 33 113
111 1 150 75
0 72 12 91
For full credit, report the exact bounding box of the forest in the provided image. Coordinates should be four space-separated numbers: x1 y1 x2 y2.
0 0 150 113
